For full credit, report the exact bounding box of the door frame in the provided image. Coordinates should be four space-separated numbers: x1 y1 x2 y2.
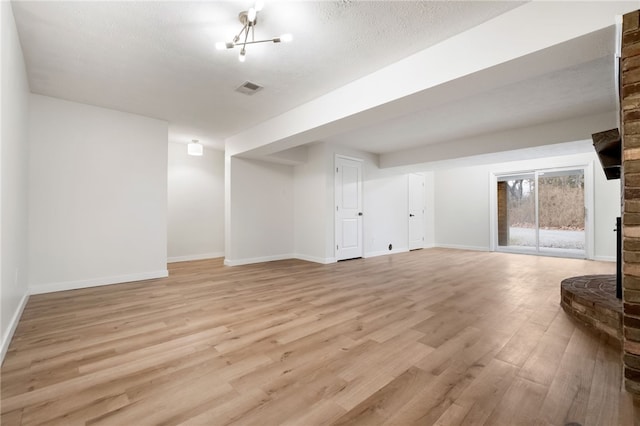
489 162 594 259
334 154 364 260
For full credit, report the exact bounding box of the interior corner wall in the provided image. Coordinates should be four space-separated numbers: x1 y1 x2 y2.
226 156 294 265
28 95 169 294
363 170 409 256
434 165 490 251
294 143 330 263
433 151 620 259
1 1 31 361
593 162 622 260
167 143 224 262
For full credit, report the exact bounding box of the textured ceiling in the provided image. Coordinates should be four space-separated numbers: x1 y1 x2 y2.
11 1 524 150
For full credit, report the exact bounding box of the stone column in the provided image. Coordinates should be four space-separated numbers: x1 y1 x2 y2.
497 181 508 246
622 9 640 396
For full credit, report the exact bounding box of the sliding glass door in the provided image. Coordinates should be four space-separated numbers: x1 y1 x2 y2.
496 168 585 258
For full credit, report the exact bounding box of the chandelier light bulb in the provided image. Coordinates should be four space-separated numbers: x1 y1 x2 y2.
239 50 246 62
255 0 264 12
215 41 226 50
247 7 257 22
280 33 293 43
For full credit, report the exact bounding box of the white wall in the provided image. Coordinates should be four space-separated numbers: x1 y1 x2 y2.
434 165 491 251
292 142 428 263
294 143 332 263
593 161 621 260
229 143 617 265
28 95 169 293
293 142 409 262
424 171 436 247
1 2 31 361
226 157 294 265
433 151 620 259
363 171 409 256
167 143 224 262
229 144 411 265
325 144 414 259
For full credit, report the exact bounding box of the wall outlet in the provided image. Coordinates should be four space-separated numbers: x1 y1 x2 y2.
388 243 393 251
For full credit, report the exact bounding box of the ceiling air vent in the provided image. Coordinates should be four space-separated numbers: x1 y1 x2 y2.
236 81 263 95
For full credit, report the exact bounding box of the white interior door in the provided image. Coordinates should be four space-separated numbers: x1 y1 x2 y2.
408 173 425 250
335 156 363 261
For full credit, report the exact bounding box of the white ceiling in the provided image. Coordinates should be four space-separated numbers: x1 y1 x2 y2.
11 1 525 151
321 55 616 154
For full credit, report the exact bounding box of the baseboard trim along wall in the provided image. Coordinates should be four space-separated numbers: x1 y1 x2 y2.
29 270 169 295
225 248 432 267
593 255 616 262
167 252 225 263
435 244 491 252
293 254 336 264
224 254 337 266
224 254 295 267
364 248 410 258
1 292 30 364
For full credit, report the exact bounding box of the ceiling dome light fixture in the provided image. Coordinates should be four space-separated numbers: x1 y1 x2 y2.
187 139 204 156
215 1 292 63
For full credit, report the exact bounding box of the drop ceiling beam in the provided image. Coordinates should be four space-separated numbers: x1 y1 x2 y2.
225 1 638 161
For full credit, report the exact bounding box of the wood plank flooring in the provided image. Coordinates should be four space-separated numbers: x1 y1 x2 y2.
0 248 635 425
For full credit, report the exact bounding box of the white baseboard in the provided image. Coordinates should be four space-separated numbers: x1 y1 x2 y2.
293 254 336 264
29 270 169 295
364 248 409 258
1 291 29 365
593 255 616 262
167 252 225 263
421 243 436 249
435 244 491 252
224 254 295 267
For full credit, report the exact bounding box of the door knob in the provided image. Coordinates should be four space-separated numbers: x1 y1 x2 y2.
409 214 415 217
358 212 363 216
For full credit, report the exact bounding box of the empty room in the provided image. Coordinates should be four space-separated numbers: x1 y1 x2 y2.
2 1 640 425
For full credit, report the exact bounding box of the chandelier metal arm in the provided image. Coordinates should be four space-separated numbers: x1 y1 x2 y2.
243 25 251 45
233 23 248 44
229 38 281 48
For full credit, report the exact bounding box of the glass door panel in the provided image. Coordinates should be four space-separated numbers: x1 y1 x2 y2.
537 169 585 257
497 174 537 252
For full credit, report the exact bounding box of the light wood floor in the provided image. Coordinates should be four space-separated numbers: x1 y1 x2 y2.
0 248 636 425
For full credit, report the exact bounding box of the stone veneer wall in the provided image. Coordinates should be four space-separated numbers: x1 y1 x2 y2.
497 181 508 246
622 10 640 396
560 275 622 343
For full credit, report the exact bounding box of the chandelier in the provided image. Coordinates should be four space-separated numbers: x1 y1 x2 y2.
215 0 292 62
